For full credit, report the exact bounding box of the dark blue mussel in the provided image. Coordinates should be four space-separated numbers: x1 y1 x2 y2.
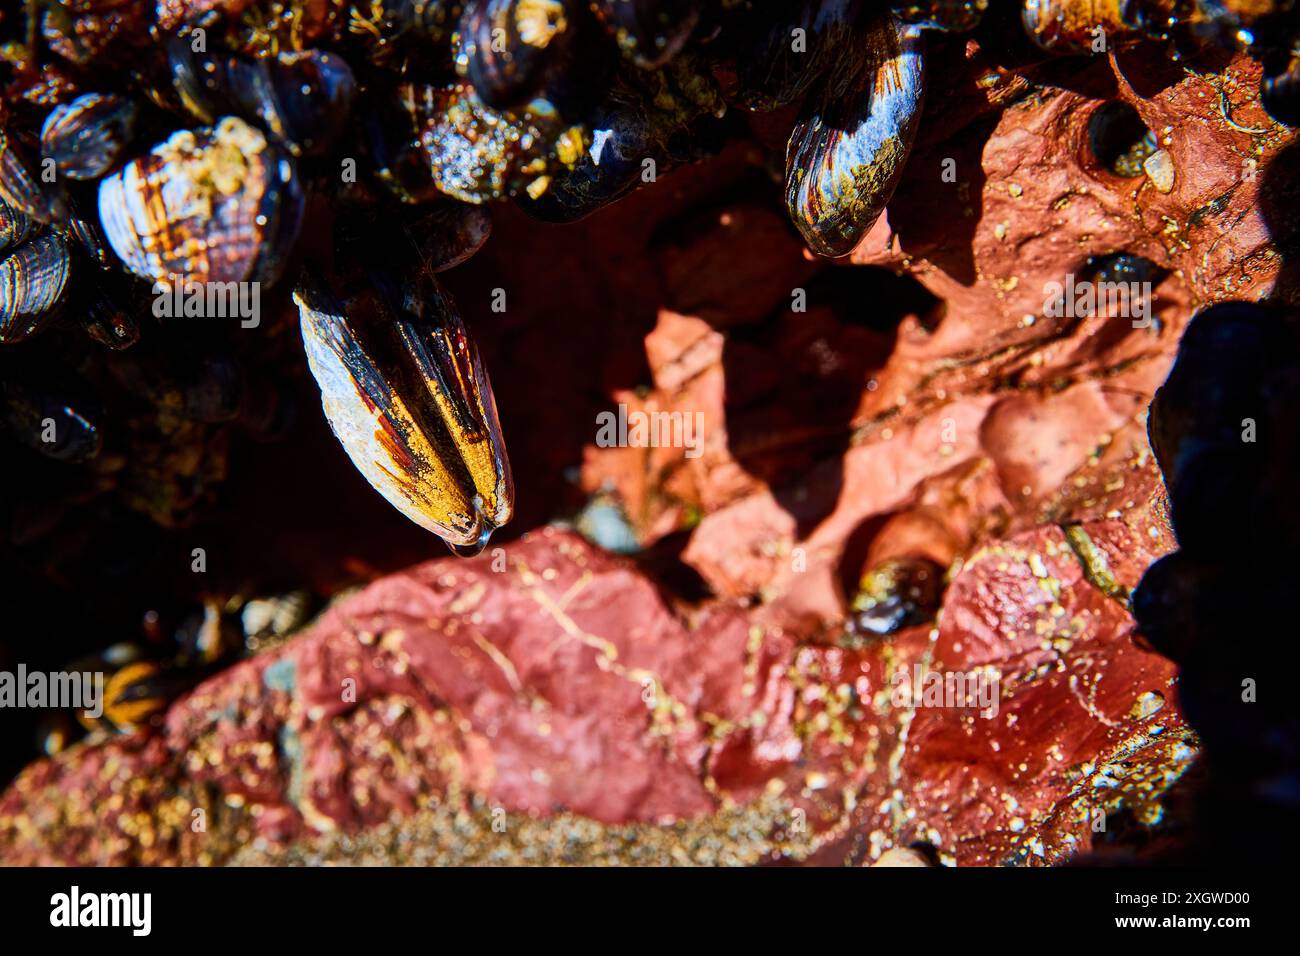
460 0 612 111
362 85 447 205
1262 50 1299 127
517 55 729 221
0 126 68 224
0 376 102 464
40 93 140 180
785 16 926 258
168 28 356 157
0 231 71 343
236 51 358 157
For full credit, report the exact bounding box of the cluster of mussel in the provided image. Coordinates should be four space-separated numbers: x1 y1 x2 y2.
31 588 317 754
0 0 1297 564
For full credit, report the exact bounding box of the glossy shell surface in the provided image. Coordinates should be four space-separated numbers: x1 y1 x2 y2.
296 271 514 552
97 117 304 287
40 93 139 180
0 232 72 343
785 18 926 258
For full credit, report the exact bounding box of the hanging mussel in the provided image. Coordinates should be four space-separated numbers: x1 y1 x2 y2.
785 15 927 258
295 265 514 555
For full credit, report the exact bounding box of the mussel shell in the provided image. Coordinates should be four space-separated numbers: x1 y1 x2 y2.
589 0 699 68
96 661 178 733
1262 54 1300 127
41 93 140 180
515 100 649 220
733 0 867 112
850 556 945 636
170 30 358 156
1021 0 1132 53
295 269 514 553
0 127 68 224
518 55 729 221
79 272 143 350
1082 251 1165 287
230 51 358 156
362 87 446 204
403 202 494 272
0 197 37 253
1087 100 1157 177
0 377 102 463
785 18 926 258
97 116 304 287
0 232 72 343
891 0 988 31
64 205 114 266
462 0 581 109
241 591 314 641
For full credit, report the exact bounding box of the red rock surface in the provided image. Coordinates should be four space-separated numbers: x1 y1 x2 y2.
0 502 1190 866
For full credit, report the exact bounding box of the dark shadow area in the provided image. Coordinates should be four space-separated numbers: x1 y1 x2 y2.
1261 137 1300 307
637 529 713 607
890 112 999 286
1086 101 1155 176
1070 759 1208 865
722 267 938 539
887 31 1002 287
